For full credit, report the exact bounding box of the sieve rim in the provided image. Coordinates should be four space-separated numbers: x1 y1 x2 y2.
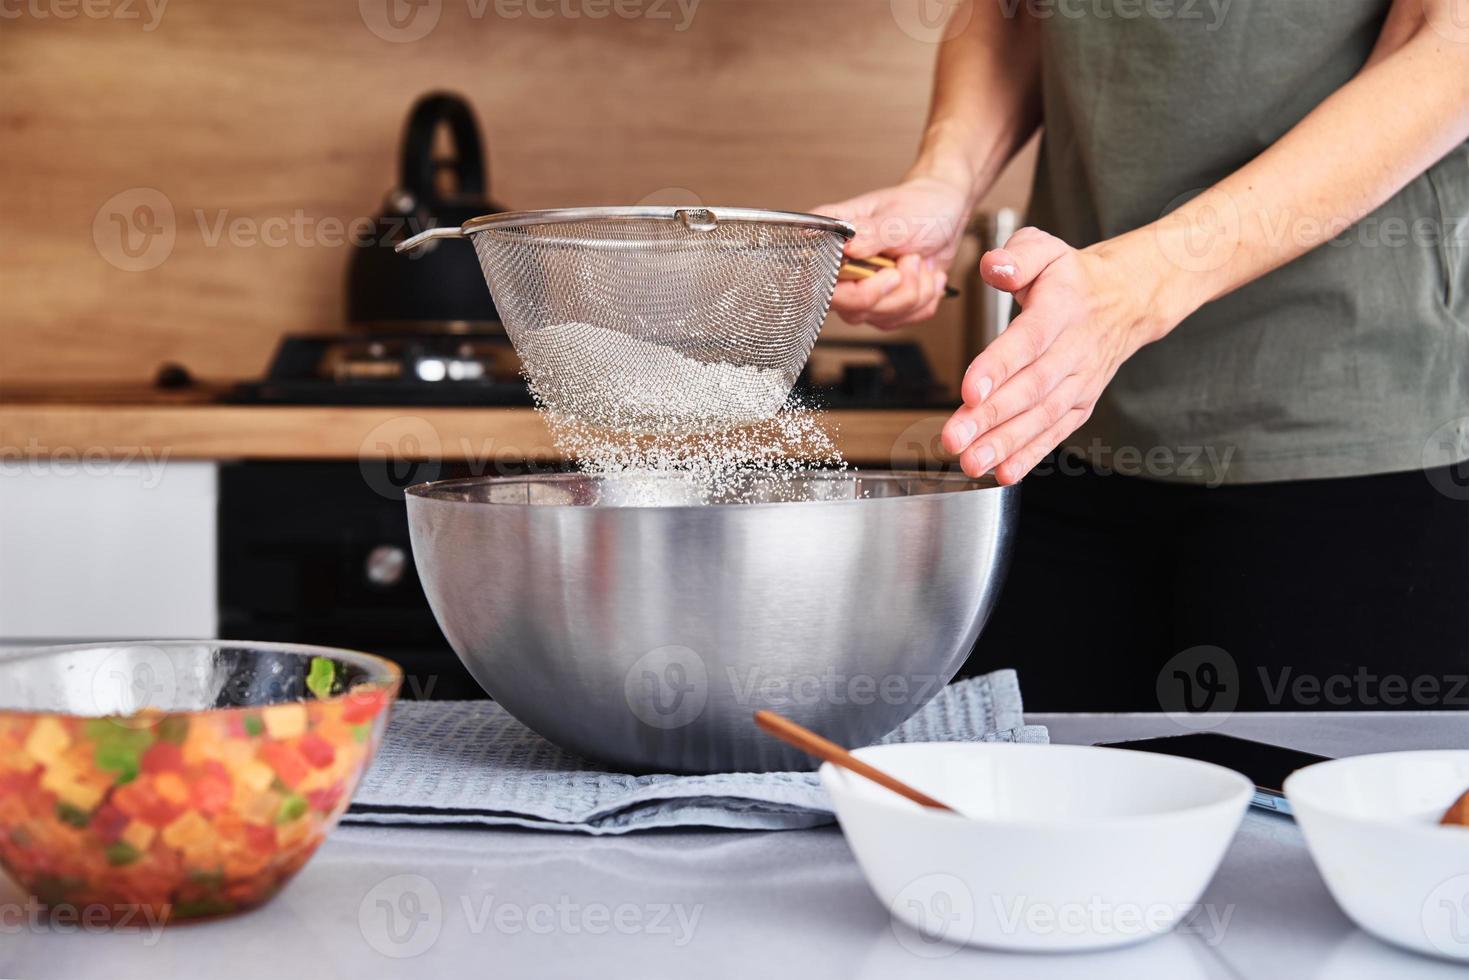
458 206 855 240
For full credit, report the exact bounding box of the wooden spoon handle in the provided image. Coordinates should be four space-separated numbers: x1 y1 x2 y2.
1441 787 1469 826
754 710 956 812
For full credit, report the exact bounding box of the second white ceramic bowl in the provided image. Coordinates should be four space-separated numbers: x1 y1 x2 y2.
1285 750 1469 962
821 742 1252 953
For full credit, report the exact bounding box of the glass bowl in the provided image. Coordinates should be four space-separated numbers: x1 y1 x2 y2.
0 640 400 923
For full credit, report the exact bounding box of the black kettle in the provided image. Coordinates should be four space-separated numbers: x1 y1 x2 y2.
346 92 504 331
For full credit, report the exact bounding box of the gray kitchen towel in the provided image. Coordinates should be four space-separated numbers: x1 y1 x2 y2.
343 670 1047 835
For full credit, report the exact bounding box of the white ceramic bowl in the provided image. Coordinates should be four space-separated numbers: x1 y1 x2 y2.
821 742 1252 953
1285 750 1469 961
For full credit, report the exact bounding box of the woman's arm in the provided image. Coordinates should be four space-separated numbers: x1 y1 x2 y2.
945 0 1469 483
818 0 1043 328
909 0 1045 217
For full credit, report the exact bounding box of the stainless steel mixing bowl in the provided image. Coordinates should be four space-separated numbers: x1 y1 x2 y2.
406 470 1018 773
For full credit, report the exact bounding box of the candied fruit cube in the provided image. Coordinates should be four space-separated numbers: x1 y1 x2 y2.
275 817 313 850
298 734 335 769
307 783 345 814
218 740 255 769
275 793 308 824
92 802 131 843
141 741 184 774
113 776 187 827
238 790 280 827
190 767 233 816
235 760 275 794
341 688 386 724
120 819 157 852
161 810 212 851
222 851 271 880
261 704 307 740
154 772 190 807
23 718 71 764
40 764 107 811
258 743 308 789
244 822 276 852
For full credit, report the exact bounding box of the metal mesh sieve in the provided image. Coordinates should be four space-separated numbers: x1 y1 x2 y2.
397 207 853 431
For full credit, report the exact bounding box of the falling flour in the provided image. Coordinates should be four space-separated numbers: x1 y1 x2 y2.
516 322 846 504
515 322 795 432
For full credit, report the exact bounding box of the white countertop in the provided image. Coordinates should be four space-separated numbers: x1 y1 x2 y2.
2 712 1466 979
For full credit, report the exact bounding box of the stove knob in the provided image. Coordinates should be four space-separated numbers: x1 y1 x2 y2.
365 545 408 588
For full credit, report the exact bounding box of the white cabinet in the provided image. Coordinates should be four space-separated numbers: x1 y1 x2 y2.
0 461 217 640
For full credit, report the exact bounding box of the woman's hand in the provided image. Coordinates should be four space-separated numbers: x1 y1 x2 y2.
815 175 970 330
941 227 1171 484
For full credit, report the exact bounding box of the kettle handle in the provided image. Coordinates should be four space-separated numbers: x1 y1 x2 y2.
399 92 487 204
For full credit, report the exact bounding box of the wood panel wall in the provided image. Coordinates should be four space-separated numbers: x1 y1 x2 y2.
0 0 1033 386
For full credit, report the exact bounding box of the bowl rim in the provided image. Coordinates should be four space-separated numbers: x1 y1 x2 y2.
0 639 402 720
405 469 1010 510
1283 749 1469 840
821 741 1255 830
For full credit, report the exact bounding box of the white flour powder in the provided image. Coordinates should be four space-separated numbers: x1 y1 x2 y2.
516 322 846 504
515 322 793 432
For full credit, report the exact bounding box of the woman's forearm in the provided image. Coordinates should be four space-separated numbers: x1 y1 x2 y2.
1110 0 1469 344
907 0 1044 208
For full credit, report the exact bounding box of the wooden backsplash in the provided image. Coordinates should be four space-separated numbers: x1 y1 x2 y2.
0 0 1032 386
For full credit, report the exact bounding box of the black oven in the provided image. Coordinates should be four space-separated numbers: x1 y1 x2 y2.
218 460 492 699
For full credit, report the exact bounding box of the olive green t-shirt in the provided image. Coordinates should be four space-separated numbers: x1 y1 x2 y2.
1029 0 1469 484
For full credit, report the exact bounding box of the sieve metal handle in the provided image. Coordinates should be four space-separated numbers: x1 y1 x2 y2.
395 226 466 254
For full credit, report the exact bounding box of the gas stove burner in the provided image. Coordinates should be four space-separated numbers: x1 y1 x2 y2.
228 332 537 407
228 333 951 410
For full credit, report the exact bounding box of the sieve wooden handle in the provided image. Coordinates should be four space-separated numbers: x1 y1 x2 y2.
838 255 960 298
